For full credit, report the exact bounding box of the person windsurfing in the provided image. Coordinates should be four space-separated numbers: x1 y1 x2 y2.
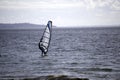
38 21 52 56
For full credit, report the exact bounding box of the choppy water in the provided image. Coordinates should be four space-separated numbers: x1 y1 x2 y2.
0 28 120 80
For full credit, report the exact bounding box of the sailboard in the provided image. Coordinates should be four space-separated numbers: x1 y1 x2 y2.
39 21 52 54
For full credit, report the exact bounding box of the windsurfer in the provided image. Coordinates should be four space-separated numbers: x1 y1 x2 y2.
39 38 47 56
38 21 52 57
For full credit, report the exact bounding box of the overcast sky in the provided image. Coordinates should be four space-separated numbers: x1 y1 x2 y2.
0 0 120 27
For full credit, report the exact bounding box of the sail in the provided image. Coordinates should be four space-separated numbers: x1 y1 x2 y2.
39 21 52 53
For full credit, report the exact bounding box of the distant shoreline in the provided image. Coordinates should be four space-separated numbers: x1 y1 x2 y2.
0 23 44 30
0 23 56 30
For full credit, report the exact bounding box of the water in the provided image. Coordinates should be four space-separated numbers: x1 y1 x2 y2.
0 28 120 80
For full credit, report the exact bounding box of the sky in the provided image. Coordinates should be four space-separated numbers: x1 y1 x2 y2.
0 0 120 27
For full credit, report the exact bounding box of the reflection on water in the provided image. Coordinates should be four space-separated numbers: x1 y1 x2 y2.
0 28 120 80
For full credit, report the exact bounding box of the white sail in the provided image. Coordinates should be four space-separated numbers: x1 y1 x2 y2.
39 21 52 53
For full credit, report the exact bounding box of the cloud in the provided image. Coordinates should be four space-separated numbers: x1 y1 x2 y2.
0 0 119 11
83 0 120 10
0 0 119 26
0 0 84 9
0 0 119 15
111 0 120 10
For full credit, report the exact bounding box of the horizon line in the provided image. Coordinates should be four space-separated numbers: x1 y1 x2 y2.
0 22 120 28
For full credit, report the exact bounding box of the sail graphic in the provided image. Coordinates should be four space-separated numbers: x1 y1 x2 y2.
39 21 52 53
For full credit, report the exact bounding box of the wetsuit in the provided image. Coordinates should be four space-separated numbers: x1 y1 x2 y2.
39 38 47 56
